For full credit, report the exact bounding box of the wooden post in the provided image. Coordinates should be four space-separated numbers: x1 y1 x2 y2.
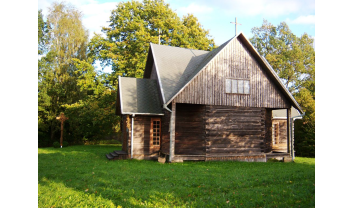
287 108 291 154
56 112 69 148
131 114 135 159
169 101 176 162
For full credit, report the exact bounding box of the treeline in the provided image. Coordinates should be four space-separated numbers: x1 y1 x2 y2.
39 0 314 157
38 0 215 147
38 2 120 146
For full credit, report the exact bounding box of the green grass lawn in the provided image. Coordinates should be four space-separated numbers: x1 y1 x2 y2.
38 145 315 208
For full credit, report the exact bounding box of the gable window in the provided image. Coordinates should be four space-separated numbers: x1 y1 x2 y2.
151 118 161 146
225 78 250 94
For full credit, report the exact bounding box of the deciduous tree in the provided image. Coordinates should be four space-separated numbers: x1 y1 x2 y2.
89 0 215 81
250 20 315 157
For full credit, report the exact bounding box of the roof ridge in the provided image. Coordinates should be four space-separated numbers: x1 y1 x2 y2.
150 43 209 53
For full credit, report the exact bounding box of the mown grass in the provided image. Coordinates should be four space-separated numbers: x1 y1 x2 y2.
38 145 315 207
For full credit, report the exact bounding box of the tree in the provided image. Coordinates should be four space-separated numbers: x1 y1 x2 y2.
38 2 122 147
250 20 315 157
250 20 315 93
38 10 48 55
88 0 215 82
38 2 93 145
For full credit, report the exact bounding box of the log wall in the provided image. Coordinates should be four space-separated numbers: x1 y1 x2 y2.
205 106 266 157
175 104 205 155
174 37 290 109
127 116 162 160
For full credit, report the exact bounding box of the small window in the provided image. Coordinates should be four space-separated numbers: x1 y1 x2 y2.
151 118 161 146
225 78 250 94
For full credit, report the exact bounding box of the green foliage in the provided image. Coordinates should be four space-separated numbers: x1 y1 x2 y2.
39 145 315 207
63 89 120 144
250 20 315 93
294 88 315 157
38 2 120 147
38 10 48 55
250 20 315 157
88 0 215 80
53 141 60 148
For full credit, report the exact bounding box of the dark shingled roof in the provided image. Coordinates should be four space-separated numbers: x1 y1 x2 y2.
119 77 163 115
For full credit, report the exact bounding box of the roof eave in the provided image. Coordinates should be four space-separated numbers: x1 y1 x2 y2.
150 43 167 104
118 76 124 114
121 112 164 116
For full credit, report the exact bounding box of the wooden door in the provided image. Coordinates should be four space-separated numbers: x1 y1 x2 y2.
150 118 161 153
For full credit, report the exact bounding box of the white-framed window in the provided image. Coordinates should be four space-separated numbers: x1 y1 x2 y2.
225 78 250 94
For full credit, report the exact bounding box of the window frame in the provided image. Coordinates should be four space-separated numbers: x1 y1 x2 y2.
225 78 250 94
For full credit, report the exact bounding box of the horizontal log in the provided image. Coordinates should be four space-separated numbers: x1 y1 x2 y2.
207 143 263 149
205 118 264 123
175 149 205 155
206 124 263 130
175 138 205 144
205 113 263 117
205 153 266 157
176 123 204 128
174 155 206 161
206 130 264 135
206 148 263 154
206 106 264 110
206 135 262 141
176 117 204 122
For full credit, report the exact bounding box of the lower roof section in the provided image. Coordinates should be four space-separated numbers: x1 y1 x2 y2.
119 77 163 115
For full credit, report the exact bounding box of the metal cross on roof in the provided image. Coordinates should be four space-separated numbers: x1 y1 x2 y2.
230 17 241 36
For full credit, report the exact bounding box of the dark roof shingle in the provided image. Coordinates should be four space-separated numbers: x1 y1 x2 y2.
119 77 163 115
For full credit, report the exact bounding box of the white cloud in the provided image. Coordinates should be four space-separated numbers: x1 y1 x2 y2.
80 2 118 38
289 15 315 25
38 0 119 39
215 0 304 17
177 3 213 15
170 0 314 18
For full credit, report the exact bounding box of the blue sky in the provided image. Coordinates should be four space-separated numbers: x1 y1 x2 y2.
38 0 315 45
38 0 315 72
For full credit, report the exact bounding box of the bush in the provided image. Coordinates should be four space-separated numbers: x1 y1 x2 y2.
53 141 60 148
62 141 69 147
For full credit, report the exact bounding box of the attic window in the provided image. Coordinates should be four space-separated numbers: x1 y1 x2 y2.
225 78 250 94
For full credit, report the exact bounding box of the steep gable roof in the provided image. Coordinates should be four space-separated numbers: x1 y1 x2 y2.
134 33 304 114
148 44 209 103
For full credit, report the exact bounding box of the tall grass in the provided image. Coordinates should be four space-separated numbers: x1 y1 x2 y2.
38 145 315 207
